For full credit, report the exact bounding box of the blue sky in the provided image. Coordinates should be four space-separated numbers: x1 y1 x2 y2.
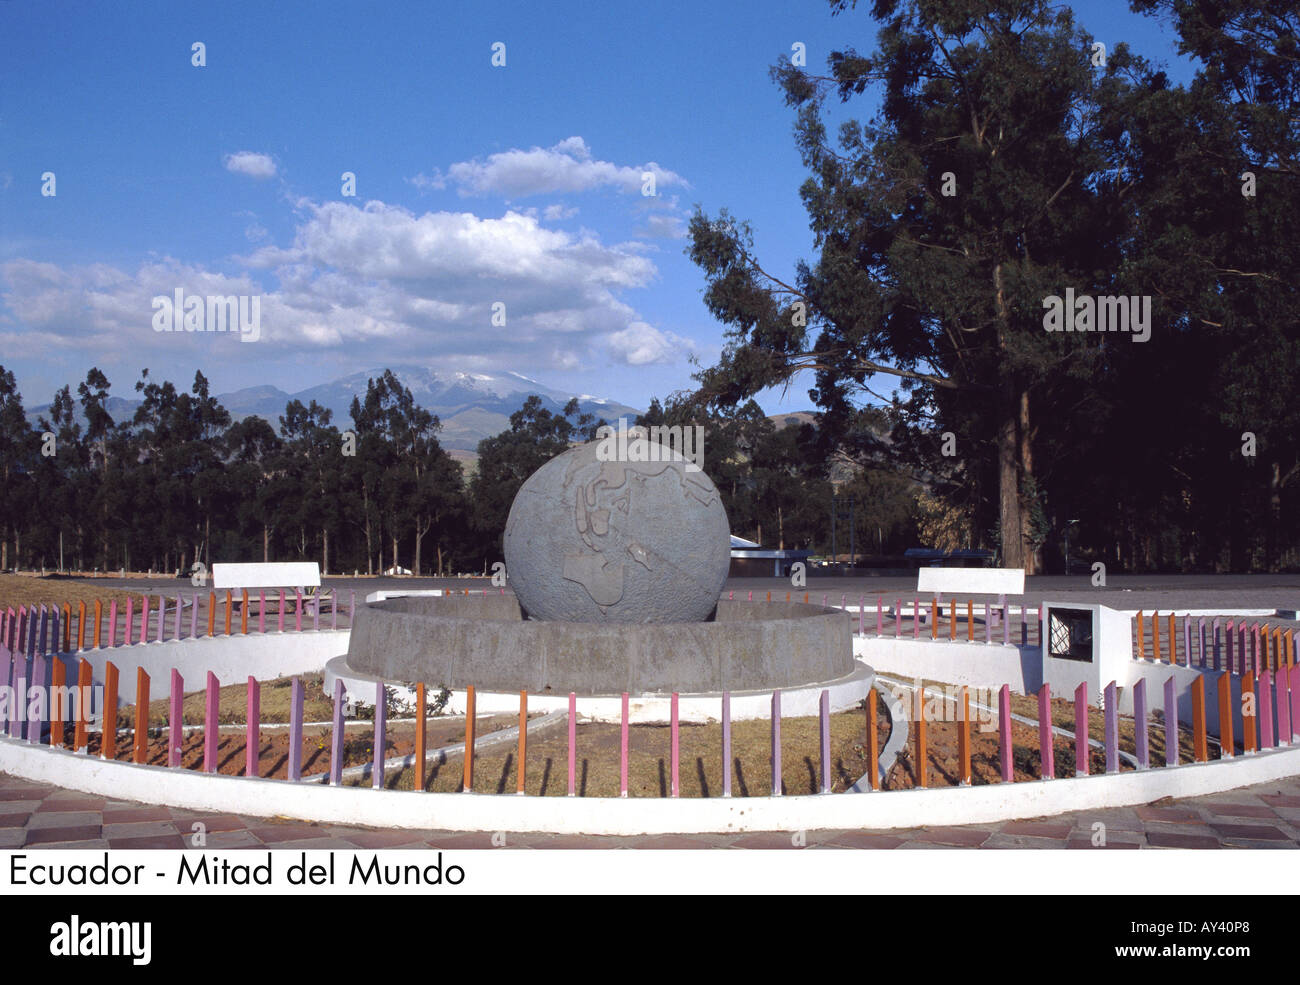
1 0 1194 418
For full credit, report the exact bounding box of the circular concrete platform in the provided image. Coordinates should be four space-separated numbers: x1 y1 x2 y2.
341 594 855 696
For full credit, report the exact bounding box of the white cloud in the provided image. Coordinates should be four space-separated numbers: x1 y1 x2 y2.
638 213 686 238
444 137 687 198
543 203 579 221
223 152 277 180
1 198 690 376
606 321 694 365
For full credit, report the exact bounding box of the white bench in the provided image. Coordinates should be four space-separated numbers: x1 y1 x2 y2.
212 562 327 613
916 567 1024 626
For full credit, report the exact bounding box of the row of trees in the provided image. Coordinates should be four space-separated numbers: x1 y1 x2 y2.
1 365 915 576
686 0 1300 573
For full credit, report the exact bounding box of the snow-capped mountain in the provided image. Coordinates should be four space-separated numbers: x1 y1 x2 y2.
27 366 643 452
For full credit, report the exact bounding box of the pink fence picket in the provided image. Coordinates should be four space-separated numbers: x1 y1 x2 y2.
1260 670 1275 748
203 671 219 773
1074 683 1089 776
998 685 1012 782
1037 684 1054 780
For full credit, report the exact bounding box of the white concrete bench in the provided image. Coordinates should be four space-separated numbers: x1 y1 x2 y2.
212 562 327 613
916 567 1024 626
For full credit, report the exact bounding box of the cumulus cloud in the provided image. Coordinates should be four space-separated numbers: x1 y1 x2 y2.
442 137 687 198
1 198 690 376
606 321 694 365
223 151 277 179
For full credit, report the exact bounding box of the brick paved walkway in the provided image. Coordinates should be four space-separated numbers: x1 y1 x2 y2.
3 771 1298 849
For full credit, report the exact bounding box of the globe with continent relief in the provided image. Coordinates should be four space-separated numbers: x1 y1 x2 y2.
502 437 732 623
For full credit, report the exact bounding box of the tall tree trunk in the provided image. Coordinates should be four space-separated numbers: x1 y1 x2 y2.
1018 389 1038 575
322 526 329 576
436 544 443 577
998 395 1025 569
263 525 270 564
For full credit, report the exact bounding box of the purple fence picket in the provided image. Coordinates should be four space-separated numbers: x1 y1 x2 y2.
567 692 576 797
1213 618 1221 671
246 677 260 778
1226 620 1235 674
1037 685 1054 780
1020 606 1027 646
373 680 386 789
620 692 629 798
0 647 10 732
330 679 346 786
1104 682 1119 774
1074 683 1089 776
294 591 302 632
8 653 23 738
998 685 1013 782
203 671 219 773
169 669 183 767
771 689 782 797
1291 665 1300 742
819 689 831 794
288 677 304 781
1198 617 1206 669
51 608 60 653
670 692 680 798
722 691 732 798
1164 676 1178 766
28 655 45 744
1134 678 1149 769
38 605 48 655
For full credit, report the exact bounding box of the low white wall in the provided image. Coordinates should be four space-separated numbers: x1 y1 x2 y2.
38 632 348 703
325 655 875 723
2 733 1297 834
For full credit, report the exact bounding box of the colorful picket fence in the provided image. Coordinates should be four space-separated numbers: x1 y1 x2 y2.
0 589 356 659
1132 611 1295 676
816 595 1038 647
4 642 1293 795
